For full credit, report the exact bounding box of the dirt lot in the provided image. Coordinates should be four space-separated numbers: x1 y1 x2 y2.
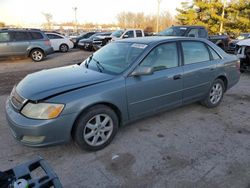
0 50 250 188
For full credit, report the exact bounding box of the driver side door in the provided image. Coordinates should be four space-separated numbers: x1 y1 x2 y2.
125 42 183 120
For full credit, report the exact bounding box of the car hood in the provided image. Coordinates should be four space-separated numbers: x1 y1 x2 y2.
79 38 92 43
16 64 114 101
237 38 250 46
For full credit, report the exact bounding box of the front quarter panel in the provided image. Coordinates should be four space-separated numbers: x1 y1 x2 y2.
45 76 128 125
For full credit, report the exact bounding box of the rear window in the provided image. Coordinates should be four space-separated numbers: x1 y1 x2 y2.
30 32 44 40
0 32 10 42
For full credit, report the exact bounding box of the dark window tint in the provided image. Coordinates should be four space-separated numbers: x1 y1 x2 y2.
141 43 178 70
124 31 134 38
199 29 207 38
208 46 221 60
13 31 31 41
187 29 199 38
0 32 11 42
136 30 143 37
47 34 63 39
86 32 95 38
30 32 43 40
182 41 210 64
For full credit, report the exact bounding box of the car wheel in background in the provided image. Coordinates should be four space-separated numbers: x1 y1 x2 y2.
73 105 119 151
202 79 225 108
30 49 44 62
60 44 69 53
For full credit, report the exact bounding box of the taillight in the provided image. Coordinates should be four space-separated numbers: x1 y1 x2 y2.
44 40 51 46
236 60 241 73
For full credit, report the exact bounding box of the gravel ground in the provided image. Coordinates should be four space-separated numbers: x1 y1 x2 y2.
0 50 250 188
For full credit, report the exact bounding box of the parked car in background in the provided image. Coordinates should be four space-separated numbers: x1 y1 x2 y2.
5 37 240 151
71 32 96 48
92 29 145 50
110 29 145 41
46 32 74 52
237 38 250 72
92 33 112 51
78 32 111 51
158 26 231 52
228 33 250 54
0 28 53 62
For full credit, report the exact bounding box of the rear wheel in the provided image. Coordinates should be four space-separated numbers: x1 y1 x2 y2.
202 79 225 108
30 49 44 62
60 44 69 52
73 105 119 151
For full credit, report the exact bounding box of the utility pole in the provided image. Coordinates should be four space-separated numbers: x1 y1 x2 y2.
73 7 78 33
156 0 162 33
219 0 226 34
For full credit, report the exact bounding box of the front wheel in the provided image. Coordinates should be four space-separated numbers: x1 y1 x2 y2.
202 79 225 108
73 105 119 151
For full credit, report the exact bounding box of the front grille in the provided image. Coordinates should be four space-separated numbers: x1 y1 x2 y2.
10 87 27 111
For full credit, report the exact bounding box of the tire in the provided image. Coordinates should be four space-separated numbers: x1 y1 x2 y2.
202 79 225 108
30 49 44 62
73 105 119 151
59 44 69 53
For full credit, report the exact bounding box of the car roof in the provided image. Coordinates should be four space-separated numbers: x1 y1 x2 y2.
116 36 208 45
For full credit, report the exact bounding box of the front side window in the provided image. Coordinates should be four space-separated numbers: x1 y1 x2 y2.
182 41 210 65
84 42 146 74
0 32 10 42
140 43 178 71
124 31 134 38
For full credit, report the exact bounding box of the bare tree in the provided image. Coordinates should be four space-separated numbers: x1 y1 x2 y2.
42 13 53 30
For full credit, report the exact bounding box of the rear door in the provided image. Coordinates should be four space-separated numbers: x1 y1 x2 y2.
11 31 31 55
181 41 218 104
47 34 64 51
126 42 183 119
0 31 13 56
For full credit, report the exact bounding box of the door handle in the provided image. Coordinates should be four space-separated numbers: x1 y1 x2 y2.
173 74 182 80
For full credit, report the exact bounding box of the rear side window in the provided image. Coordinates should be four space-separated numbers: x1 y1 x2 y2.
182 41 210 65
136 30 143 37
208 46 221 60
30 32 43 40
0 32 10 42
199 29 207 38
47 34 63 39
13 31 31 41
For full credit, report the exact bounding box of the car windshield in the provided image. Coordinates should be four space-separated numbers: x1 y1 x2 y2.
237 34 249 40
158 27 187 36
84 42 147 74
111 30 124 38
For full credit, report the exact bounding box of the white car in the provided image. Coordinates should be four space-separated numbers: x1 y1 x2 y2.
237 38 250 72
46 33 74 52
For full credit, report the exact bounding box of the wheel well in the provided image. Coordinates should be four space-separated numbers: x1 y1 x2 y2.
71 102 122 137
217 76 228 91
60 43 68 48
29 48 44 57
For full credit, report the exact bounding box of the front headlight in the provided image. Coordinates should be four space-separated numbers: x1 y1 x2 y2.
21 102 64 120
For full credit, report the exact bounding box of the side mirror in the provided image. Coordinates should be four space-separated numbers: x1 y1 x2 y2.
131 66 154 76
123 34 129 39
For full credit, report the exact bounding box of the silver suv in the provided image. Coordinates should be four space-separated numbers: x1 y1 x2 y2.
0 29 53 62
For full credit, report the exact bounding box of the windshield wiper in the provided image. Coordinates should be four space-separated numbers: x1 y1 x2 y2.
85 54 93 68
92 57 105 72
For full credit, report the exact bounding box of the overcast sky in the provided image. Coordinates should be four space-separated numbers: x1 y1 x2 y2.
0 0 186 25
